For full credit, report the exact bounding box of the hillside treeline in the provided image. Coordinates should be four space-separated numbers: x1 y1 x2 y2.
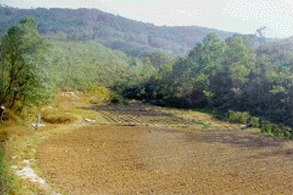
50 40 157 90
1 15 292 130
0 16 159 110
120 33 293 127
2 6 272 56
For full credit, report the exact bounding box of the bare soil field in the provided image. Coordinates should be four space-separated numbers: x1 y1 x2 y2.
86 103 237 129
36 104 293 194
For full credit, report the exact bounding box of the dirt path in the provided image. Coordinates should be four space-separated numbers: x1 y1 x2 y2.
37 125 293 194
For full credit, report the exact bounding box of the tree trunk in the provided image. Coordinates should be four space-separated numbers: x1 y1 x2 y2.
0 106 5 122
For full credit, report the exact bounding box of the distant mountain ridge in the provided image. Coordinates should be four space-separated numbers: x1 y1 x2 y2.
0 6 276 56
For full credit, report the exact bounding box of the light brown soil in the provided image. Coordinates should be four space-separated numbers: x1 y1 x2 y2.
37 124 293 194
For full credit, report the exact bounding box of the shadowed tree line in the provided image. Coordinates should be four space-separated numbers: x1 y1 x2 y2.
119 33 293 128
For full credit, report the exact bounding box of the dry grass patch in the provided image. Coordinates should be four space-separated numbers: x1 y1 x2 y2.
41 109 82 124
157 107 241 129
0 130 9 142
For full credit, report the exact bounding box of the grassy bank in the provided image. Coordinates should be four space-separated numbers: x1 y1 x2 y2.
0 145 15 195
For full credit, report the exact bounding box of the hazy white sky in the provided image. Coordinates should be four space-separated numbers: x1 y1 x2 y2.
1 0 293 38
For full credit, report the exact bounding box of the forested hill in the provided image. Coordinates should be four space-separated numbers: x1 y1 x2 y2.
0 6 254 56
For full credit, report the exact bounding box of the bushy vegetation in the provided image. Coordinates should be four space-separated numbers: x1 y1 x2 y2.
120 33 293 134
0 17 55 110
0 147 15 195
0 16 158 116
226 110 292 138
249 116 260 128
50 40 156 90
227 111 250 125
109 92 124 104
87 85 110 104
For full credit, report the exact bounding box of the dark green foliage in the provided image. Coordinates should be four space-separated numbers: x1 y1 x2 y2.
120 33 293 130
109 92 124 104
283 130 291 138
142 51 174 69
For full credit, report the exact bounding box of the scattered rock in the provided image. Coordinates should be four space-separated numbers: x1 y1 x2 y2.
84 119 96 122
59 92 78 98
15 159 46 184
30 123 45 127
240 124 247 128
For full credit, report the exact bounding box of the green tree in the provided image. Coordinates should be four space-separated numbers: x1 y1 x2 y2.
173 33 226 103
224 35 255 88
143 51 173 70
0 17 54 109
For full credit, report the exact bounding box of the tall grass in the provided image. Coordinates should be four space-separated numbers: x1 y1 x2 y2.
0 147 14 195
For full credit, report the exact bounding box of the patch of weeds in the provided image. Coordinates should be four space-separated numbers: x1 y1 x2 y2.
0 148 16 195
172 113 210 127
248 128 261 133
193 120 210 126
89 98 103 105
159 111 172 116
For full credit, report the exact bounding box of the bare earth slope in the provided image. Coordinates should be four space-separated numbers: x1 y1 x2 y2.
36 104 293 194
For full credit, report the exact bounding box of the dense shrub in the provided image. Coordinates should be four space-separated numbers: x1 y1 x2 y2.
283 130 292 138
281 126 292 138
260 120 272 134
227 110 250 124
109 92 124 104
271 125 282 137
249 116 260 128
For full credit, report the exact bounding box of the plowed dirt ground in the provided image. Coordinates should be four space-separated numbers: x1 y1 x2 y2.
36 103 293 194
